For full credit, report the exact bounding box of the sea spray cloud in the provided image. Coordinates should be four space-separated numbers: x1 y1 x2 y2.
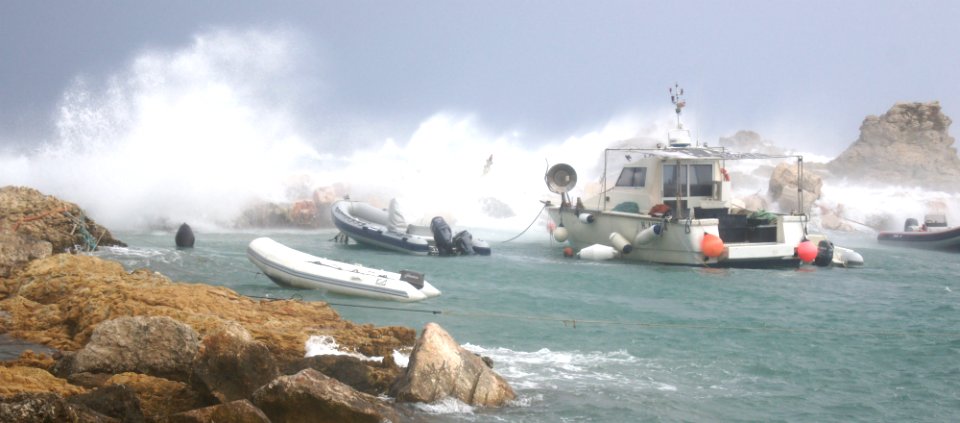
1 29 329 230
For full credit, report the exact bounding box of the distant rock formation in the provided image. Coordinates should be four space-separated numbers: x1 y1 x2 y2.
768 162 823 214
828 101 960 192
234 186 343 229
718 130 787 155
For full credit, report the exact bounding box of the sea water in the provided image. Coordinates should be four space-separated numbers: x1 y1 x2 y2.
94 229 960 422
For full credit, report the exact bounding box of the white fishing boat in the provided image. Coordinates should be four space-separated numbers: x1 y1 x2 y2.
542 85 863 268
246 237 441 302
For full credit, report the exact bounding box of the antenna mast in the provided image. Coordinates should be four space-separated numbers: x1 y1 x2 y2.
669 83 686 129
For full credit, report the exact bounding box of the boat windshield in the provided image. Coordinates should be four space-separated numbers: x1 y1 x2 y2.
615 167 647 187
663 164 713 197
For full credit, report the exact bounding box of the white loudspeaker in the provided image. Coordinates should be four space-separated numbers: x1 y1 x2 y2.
545 163 577 194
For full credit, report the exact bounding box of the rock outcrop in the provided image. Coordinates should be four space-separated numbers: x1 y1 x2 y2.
391 322 516 407
768 162 823 213
0 186 125 254
252 368 401 423
828 101 960 191
72 316 200 381
191 324 280 403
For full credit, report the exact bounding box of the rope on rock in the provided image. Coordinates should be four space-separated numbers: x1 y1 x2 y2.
62 211 99 252
11 206 70 231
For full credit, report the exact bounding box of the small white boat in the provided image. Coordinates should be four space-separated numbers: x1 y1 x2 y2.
246 237 441 302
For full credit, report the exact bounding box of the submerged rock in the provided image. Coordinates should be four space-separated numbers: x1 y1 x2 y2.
390 322 515 407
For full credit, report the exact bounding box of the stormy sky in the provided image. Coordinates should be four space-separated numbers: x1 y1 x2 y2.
2 0 959 155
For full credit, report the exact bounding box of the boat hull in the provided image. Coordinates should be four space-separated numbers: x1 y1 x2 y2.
246 237 440 302
547 207 806 268
331 201 432 255
877 227 960 250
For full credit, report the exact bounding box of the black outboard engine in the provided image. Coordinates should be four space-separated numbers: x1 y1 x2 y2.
453 230 476 255
430 216 456 256
814 240 834 267
904 218 919 232
175 223 195 248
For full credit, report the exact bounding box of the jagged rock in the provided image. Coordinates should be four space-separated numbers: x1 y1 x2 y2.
828 101 960 191
283 354 402 396
0 392 116 423
390 322 515 407
191 324 279 403
0 186 125 253
72 316 200 382
157 399 270 423
0 254 414 364
253 368 400 423
0 230 52 279
0 366 86 397
718 130 787 155
768 162 822 213
104 372 209 419
67 384 146 423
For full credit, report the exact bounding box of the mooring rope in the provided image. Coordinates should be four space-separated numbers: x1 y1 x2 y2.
498 204 547 243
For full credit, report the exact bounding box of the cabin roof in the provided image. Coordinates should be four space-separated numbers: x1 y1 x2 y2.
607 147 800 161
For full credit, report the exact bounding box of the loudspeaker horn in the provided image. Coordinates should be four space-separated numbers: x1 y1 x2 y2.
545 163 577 194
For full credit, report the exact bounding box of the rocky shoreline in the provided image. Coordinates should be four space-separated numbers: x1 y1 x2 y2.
0 186 514 422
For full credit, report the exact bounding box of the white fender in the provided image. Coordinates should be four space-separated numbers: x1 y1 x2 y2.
634 224 662 245
553 225 569 242
577 244 619 261
578 213 595 224
609 232 633 254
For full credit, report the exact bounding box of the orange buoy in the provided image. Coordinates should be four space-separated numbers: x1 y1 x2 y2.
797 240 817 263
563 247 574 257
701 233 725 258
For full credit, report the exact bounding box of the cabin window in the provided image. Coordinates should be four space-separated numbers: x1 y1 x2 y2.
662 164 714 197
615 167 646 187
689 165 713 196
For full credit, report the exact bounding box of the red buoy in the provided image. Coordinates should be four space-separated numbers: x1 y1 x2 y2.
701 233 725 258
797 240 817 263
563 247 574 257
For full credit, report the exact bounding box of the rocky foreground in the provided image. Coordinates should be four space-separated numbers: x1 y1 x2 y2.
1 186 515 422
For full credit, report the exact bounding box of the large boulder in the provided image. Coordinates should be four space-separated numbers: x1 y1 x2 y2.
67 384 146 423
0 392 116 423
283 354 403 396
0 231 52 279
252 368 401 423
72 316 200 381
390 322 515 407
157 400 270 423
0 186 125 253
191 323 279 403
828 101 960 191
768 162 822 213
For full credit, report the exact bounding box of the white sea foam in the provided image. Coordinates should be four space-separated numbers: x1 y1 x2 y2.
411 397 476 415
304 335 380 361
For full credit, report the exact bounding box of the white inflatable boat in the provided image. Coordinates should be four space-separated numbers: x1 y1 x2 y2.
246 237 441 302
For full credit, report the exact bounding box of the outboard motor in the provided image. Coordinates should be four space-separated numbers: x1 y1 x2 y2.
399 270 425 289
453 230 476 255
814 240 834 267
430 216 455 256
904 218 919 232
